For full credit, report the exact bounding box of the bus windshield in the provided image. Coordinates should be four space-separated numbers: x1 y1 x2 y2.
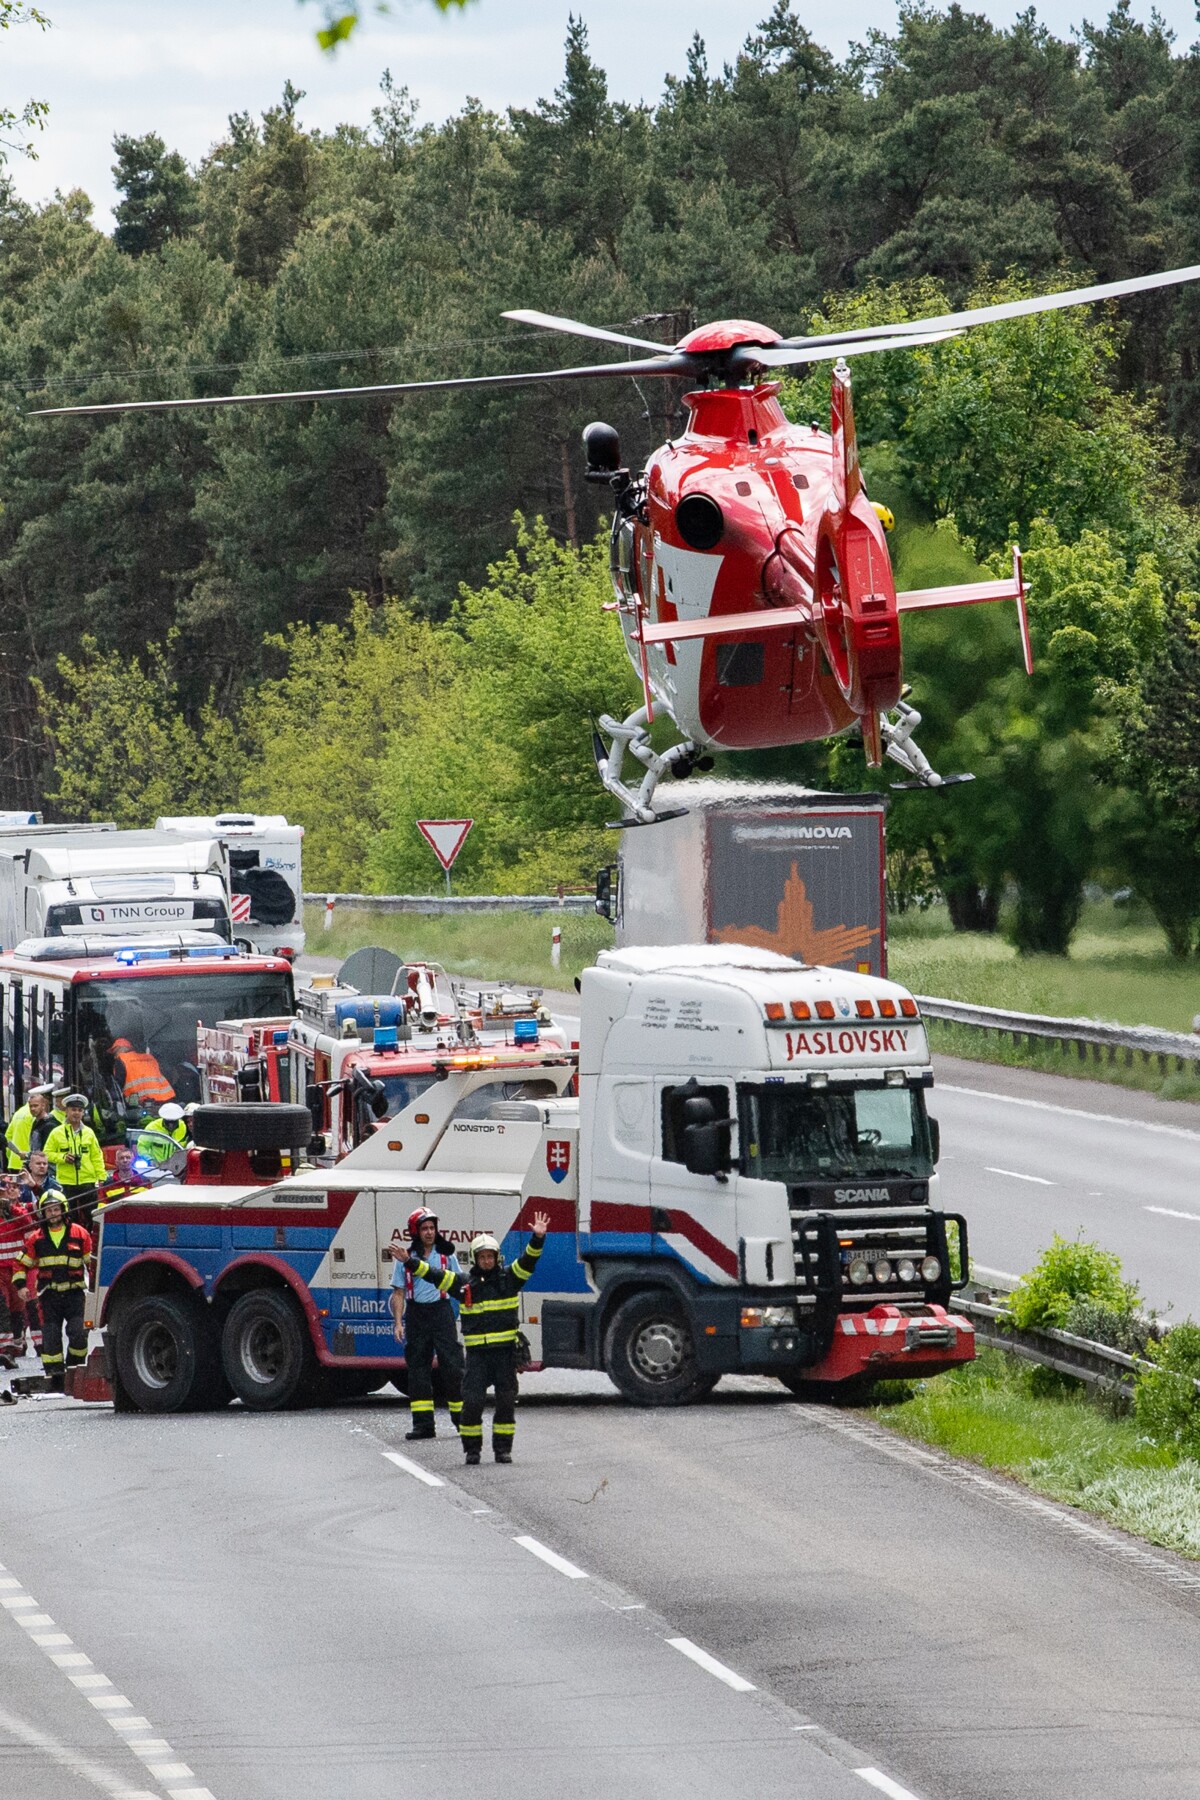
739 1082 933 1184
75 968 295 1127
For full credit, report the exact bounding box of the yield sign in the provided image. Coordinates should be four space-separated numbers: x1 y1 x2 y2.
416 819 473 872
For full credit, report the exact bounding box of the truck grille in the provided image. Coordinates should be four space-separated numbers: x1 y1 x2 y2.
791 1207 937 1304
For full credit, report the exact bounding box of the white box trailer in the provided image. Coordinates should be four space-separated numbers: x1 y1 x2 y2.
156 814 304 957
0 832 231 950
602 781 888 977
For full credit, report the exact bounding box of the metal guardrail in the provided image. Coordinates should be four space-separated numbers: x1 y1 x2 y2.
302 892 595 917
918 994 1200 1074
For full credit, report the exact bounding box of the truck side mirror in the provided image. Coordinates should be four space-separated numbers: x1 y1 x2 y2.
305 1083 324 1133
680 1097 732 1178
595 864 615 923
929 1117 941 1165
350 1066 388 1119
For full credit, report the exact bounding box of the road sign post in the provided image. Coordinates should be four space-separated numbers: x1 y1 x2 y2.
416 819 473 895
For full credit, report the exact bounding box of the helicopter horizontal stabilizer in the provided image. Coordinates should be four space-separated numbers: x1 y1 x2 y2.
895 546 1032 675
641 605 811 646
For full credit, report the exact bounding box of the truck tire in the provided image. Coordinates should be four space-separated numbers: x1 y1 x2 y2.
232 866 295 926
111 1293 226 1414
603 1293 718 1406
221 1288 316 1410
191 1103 312 1153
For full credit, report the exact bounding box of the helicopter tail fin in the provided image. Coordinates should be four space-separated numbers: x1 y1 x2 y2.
830 360 862 512
895 545 1032 675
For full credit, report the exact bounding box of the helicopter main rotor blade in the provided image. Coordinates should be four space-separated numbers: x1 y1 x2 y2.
27 352 697 418
502 309 671 353
735 327 964 374
779 262 1200 350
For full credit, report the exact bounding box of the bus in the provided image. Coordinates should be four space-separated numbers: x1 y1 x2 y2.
0 941 296 1144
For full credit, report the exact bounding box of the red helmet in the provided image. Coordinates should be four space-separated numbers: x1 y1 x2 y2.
407 1207 437 1238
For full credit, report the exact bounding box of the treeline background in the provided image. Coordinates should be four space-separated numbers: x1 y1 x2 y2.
4 3 1200 950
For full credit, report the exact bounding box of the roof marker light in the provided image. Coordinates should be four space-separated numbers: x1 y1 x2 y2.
764 1002 786 1022
855 1000 874 1018
878 999 897 1018
790 1001 811 1021
899 998 919 1018
815 1001 835 1020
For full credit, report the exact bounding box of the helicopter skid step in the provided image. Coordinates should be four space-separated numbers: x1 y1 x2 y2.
594 708 703 826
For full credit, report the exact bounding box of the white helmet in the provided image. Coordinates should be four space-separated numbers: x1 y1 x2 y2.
470 1233 501 1263
159 1102 185 1123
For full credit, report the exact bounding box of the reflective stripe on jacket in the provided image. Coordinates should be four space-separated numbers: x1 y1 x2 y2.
413 1233 544 1350
112 1040 175 1107
15 1220 92 1291
136 1118 187 1163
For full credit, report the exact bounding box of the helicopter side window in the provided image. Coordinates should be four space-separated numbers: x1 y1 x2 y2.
716 643 764 688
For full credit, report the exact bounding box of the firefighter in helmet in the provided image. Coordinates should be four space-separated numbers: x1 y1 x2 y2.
14 1188 91 1390
389 1207 463 1440
406 1211 549 1464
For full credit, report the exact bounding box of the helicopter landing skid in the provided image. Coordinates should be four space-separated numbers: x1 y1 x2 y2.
594 709 702 827
880 700 973 790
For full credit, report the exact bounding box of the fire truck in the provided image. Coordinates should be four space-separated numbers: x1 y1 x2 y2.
195 963 570 1162
90 944 972 1412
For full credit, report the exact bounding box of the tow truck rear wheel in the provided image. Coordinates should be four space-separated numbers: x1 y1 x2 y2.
112 1293 228 1413
603 1293 718 1406
222 1289 316 1410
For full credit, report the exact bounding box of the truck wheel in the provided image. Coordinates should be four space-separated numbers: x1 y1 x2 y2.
604 1293 715 1406
112 1293 225 1414
221 1288 315 1410
191 1104 313 1153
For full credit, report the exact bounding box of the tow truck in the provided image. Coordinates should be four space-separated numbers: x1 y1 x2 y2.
89 944 973 1412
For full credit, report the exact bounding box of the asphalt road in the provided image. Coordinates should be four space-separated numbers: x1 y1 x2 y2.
5 1375 1200 1800
930 1054 1200 1311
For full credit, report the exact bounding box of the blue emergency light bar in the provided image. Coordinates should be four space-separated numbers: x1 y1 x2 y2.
114 946 170 965
513 1018 539 1045
374 1026 399 1050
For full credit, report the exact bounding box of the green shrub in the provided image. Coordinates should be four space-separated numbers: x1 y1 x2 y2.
1007 1235 1140 1332
1062 1296 1154 1356
1135 1323 1200 1459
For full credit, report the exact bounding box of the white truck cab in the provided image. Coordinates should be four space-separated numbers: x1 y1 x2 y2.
157 814 304 956
3 836 231 945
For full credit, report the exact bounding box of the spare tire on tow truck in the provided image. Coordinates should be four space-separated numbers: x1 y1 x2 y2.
189 1103 313 1153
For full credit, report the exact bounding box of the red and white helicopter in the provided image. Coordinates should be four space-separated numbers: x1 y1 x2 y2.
34 264 1200 824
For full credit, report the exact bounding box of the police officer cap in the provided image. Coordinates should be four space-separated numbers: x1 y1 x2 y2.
158 1102 185 1123
28 1083 54 1097
64 1092 88 1108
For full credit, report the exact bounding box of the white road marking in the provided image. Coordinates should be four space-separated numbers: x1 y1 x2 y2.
381 1450 444 1488
666 1636 756 1692
1146 1205 1200 1222
0 1700 160 1800
856 1770 923 1800
0 1555 218 1796
940 1082 1200 1143
984 1166 1055 1186
514 1535 588 1579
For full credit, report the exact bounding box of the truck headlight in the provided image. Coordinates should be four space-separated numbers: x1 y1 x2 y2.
896 1258 918 1284
740 1305 795 1328
872 1259 892 1284
921 1255 942 1282
847 1257 871 1286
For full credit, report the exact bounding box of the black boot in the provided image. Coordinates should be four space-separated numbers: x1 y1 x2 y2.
405 1426 435 1441
464 1450 481 1465
494 1449 512 1464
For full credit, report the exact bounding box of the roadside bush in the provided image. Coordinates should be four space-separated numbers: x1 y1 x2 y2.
1007 1235 1140 1333
1062 1297 1155 1357
1135 1322 1200 1460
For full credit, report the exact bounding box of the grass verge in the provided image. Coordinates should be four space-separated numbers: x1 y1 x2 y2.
872 1350 1200 1559
304 904 614 989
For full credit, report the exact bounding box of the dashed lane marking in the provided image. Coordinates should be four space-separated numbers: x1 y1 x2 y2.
856 1770 923 1799
514 1535 588 1579
381 1450 445 1488
1146 1205 1200 1223
984 1166 1055 1186
0 1556 216 1800
666 1637 756 1692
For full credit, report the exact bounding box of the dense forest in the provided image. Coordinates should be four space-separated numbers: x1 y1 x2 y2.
4 3 1200 948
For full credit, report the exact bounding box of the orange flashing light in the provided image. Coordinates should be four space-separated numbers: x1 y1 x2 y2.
855 1000 874 1018
899 998 919 1019
764 1002 786 1021
815 1001 835 1020
449 1054 498 1068
790 1001 811 1020
878 999 897 1019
